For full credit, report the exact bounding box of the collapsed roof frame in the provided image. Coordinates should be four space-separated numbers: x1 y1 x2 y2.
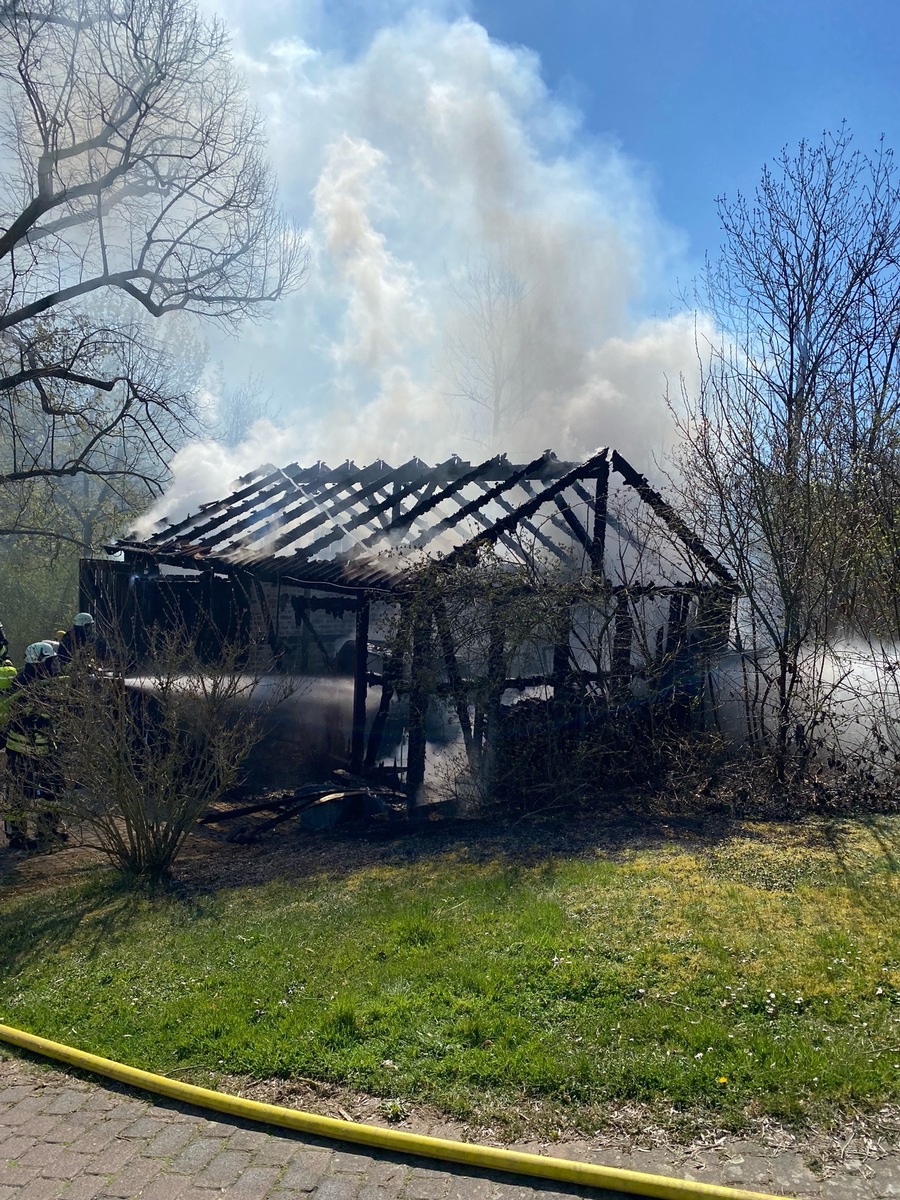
112 447 734 591
97 448 736 796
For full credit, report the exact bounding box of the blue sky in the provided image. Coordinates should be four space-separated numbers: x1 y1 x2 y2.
159 0 900 516
470 0 900 266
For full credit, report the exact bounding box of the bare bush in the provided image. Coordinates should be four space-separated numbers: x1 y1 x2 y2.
50 629 268 880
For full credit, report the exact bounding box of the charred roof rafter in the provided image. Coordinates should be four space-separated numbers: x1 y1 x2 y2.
110 446 730 591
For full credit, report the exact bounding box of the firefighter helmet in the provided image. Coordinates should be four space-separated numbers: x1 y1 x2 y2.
24 641 58 664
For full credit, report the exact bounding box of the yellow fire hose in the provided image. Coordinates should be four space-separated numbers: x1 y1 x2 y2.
0 1022 787 1200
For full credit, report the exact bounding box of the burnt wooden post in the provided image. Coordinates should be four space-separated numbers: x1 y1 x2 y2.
552 592 575 705
611 592 633 698
365 602 410 770
434 599 474 760
665 588 693 730
482 600 506 788
406 605 431 804
667 588 691 654
589 457 609 575
350 598 370 773
552 636 570 695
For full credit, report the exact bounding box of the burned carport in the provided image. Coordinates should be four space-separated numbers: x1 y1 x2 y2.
82 447 736 804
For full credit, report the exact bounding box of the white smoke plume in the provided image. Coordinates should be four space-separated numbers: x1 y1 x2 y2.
152 1 708 527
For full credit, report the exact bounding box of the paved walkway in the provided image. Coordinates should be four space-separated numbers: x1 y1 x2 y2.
2 1051 899 1199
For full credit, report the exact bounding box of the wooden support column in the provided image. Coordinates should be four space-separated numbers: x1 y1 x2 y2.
590 458 609 576
552 599 574 702
434 600 473 759
666 590 690 657
612 592 633 698
482 602 506 789
406 607 431 804
350 599 370 773
365 603 410 770
665 589 693 730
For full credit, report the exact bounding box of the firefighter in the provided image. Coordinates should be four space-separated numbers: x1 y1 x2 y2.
2 642 64 851
58 612 95 666
0 654 17 729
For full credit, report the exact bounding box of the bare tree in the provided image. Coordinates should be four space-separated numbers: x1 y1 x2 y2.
208 371 278 448
0 0 306 509
443 254 534 451
674 127 900 780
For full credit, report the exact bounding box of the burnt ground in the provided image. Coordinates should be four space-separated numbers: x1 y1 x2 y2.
0 795 794 901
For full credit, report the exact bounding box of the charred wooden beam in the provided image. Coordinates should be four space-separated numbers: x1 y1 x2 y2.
412 450 558 551
406 607 431 802
519 479 582 547
472 481 570 561
389 479 439 537
350 601 371 773
359 453 508 550
291 594 360 616
433 600 473 755
612 593 634 690
666 590 691 657
263 459 406 557
437 448 610 569
136 463 320 546
610 450 735 585
294 457 469 561
206 461 390 555
590 458 609 574
552 492 592 552
486 602 506 740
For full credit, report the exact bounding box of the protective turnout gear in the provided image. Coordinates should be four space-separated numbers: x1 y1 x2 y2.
73 613 94 629
3 697 54 758
3 648 64 850
0 662 17 729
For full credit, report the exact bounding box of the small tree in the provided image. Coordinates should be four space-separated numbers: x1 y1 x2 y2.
674 127 900 782
443 254 534 452
51 629 267 880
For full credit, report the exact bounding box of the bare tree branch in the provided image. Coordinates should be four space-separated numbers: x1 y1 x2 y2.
0 0 307 543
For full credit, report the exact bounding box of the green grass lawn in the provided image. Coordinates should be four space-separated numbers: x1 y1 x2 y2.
1 817 898 1134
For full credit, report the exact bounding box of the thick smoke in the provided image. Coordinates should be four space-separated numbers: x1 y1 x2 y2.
152 1 708 526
